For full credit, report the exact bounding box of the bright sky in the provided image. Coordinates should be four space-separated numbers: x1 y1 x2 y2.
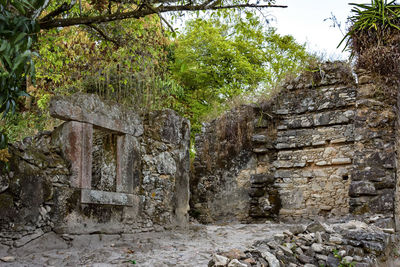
268 0 367 60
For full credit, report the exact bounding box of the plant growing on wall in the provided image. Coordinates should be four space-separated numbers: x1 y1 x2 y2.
340 0 400 89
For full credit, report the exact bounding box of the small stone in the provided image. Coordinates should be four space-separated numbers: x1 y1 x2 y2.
261 250 280 267
227 259 247 267
353 255 363 262
295 247 303 255
213 254 229 266
297 253 313 264
252 135 269 143
342 256 354 264
326 254 340 267
278 245 293 256
329 235 343 245
338 250 346 257
289 224 307 234
382 228 395 234
315 254 327 261
1 256 15 262
283 230 293 237
315 160 329 166
307 221 327 233
273 233 285 243
311 243 324 253
243 258 256 265
222 249 246 260
331 158 352 165
304 264 317 267
315 232 322 243
267 241 279 250
284 243 296 250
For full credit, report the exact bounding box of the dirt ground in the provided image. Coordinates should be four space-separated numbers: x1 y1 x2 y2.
0 222 289 266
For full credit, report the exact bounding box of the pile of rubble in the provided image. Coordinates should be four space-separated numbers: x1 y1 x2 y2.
209 220 398 267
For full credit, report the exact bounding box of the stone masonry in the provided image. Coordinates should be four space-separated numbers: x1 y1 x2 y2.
0 93 190 246
192 62 398 225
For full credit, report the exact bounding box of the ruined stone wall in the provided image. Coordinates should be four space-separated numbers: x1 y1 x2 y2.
191 105 258 222
0 94 190 246
272 63 356 219
350 70 397 218
192 62 398 224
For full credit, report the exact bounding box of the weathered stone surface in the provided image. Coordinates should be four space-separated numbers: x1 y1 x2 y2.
0 256 15 262
261 250 280 267
155 152 177 175
50 93 143 136
14 229 44 248
250 174 274 184
1 96 191 243
191 105 257 222
81 189 135 206
349 181 377 197
227 259 247 267
209 219 392 267
212 254 229 266
14 232 68 256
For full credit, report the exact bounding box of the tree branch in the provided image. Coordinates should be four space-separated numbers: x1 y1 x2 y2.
41 0 77 22
38 3 287 29
145 3 175 32
88 24 121 47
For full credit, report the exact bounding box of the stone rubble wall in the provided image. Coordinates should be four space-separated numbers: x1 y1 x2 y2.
0 94 190 246
191 106 258 223
272 64 356 220
208 220 399 267
192 61 399 224
350 70 397 216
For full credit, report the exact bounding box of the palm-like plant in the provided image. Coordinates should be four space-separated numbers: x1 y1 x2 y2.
339 0 400 50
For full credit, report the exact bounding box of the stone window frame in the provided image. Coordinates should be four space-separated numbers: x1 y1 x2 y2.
66 121 135 206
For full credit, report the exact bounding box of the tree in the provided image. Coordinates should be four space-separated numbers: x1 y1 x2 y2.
0 0 286 149
170 13 314 134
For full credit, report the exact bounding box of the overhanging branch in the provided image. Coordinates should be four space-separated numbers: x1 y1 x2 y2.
88 24 121 47
38 2 287 29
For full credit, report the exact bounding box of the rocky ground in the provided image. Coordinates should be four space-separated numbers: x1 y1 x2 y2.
0 223 285 266
0 221 399 267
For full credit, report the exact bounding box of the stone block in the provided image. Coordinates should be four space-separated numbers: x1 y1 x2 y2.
116 135 141 193
349 181 377 197
250 174 274 184
81 189 134 206
52 121 93 189
252 134 269 143
331 158 352 165
50 93 143 136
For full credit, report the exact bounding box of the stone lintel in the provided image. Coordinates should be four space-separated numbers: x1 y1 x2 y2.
49 93 143 137
81 189 134 206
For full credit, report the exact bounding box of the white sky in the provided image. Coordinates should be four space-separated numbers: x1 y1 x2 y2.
268 0 367 60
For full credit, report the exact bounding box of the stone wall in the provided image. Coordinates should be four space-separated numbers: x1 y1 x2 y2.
0 94 190 246
272 63 356 219
192 61 398 224
191 106 258 222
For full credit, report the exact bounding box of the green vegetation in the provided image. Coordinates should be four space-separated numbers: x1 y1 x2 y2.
340 0 400 92
0 0 41 148
1 0 317 153
170 13 314 134
340 0 400 49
